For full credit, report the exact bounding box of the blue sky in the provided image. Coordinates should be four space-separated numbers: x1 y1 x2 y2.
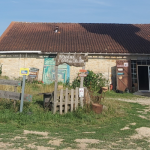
0 0 150 36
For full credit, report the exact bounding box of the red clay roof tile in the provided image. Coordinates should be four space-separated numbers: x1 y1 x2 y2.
0 22 150 53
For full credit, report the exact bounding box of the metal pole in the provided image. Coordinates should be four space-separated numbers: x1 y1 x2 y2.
20 75 26 112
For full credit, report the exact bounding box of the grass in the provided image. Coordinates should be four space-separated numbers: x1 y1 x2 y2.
105 90 141 99
0 82 150 149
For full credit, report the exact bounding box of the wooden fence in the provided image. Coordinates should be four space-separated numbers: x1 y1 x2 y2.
53 87 80 114
43 87 91 114
0 79 32 104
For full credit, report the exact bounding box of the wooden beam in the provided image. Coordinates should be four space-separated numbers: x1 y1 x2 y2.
60 89 63 114
65 88 68 114
53 65 58 114
71 89 74 112
0 90 32 102
0 79 22 86
75 87 78 110
80 65 85 108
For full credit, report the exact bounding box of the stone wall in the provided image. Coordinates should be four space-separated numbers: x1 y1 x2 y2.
0 56 132 87
0 57 44 80
70 58 117 86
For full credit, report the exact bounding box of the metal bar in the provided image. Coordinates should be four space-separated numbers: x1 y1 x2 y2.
20 75 26 113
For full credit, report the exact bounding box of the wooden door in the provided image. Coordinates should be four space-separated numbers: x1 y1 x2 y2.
43 58 70 84
116 60 132 92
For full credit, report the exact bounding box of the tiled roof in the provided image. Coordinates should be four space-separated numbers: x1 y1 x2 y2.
0 22 150 53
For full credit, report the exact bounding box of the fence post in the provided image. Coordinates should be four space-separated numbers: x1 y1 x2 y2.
80 65 85 107
60 89 63 114
53 65 58 114
71 89 74 112
14 86 17 108
75 87 78 110
65 88 68 114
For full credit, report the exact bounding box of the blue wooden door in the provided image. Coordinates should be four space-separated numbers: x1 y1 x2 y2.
43 58 70 84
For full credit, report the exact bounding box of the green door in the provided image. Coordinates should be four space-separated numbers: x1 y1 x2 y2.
43 58 70 84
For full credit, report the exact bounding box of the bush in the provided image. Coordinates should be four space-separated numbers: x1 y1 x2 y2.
84 70 108 92
71 70 108 92
71 76 80 89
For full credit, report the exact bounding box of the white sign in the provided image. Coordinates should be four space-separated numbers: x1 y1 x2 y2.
78 73 87 77
124 62 128 67
79 88 84 98
118 68 123 71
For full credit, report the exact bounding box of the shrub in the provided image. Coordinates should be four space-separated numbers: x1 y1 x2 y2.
84 70 108 92
71 70 108 92
71 76 80 89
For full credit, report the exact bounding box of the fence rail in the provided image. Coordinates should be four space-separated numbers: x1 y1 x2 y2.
0 79 32 102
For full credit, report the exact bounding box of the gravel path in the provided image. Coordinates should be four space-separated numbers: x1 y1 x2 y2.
110 97 150 105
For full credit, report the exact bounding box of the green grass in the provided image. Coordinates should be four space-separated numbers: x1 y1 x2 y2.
0 83 150 149
105 90 141 99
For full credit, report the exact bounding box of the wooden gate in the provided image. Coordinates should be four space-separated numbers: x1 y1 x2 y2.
116 60 132 92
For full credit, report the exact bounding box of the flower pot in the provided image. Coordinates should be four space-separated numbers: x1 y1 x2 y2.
92 103 103 114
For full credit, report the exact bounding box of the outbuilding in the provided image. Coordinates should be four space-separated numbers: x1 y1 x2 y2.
0 22 150 92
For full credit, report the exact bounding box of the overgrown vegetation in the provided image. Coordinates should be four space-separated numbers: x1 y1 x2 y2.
0 78 130 128
0 75 149 149
0 88 149 149
71 70 108 91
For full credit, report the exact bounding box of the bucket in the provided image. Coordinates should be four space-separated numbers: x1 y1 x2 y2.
92 103 103 114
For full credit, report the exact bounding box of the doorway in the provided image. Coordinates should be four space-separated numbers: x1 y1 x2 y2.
43 58 70 84
138 66 149 91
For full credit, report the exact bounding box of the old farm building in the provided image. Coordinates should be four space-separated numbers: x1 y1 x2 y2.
0 22 150 92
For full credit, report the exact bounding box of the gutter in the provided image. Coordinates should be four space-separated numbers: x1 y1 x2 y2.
39 52 150 56
0 51 42 54
1 51 150 56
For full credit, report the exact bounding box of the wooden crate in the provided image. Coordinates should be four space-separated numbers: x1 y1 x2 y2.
53 87 79 114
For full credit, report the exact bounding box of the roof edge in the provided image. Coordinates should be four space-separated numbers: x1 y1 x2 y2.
0 22 16 42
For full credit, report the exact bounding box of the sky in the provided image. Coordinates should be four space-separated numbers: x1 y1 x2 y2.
0 0 150 36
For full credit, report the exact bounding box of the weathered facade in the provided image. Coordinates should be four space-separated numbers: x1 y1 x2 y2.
0 55 116 83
